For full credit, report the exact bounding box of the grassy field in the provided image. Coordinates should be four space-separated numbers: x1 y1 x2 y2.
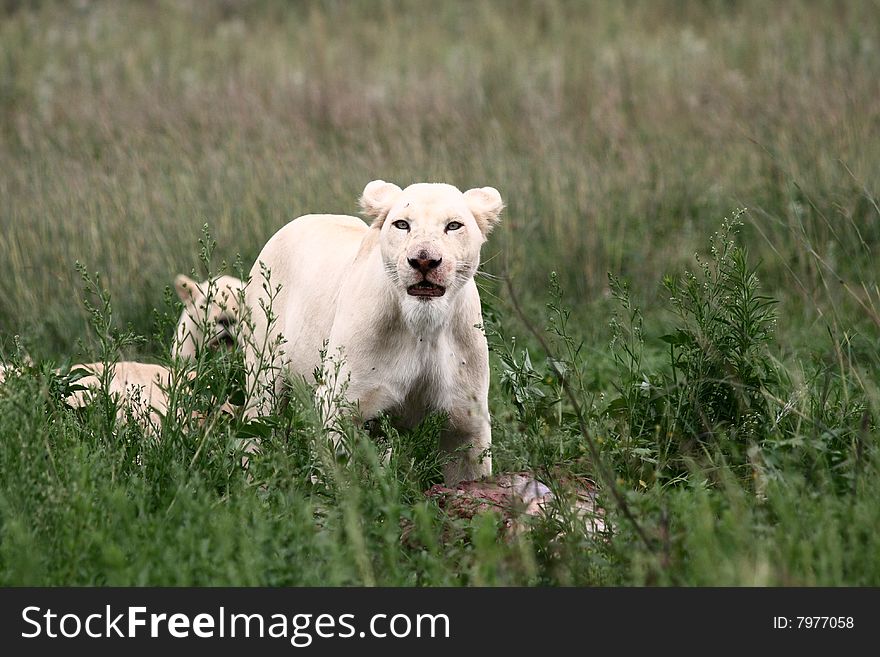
1 0 879 585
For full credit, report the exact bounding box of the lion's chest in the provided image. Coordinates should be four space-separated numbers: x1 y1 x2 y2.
358 333 461 425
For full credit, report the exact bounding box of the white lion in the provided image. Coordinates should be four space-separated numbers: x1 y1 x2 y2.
63 361 233 430
64 362 181 428
60 273 243 429
172 274 244 361
244 181 503 484
0 354 33 385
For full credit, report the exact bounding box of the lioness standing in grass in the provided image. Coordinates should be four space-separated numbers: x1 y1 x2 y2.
244 181 503 484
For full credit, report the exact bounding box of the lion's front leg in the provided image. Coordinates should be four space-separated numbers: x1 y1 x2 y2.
440 404 492 485
315 357 392 456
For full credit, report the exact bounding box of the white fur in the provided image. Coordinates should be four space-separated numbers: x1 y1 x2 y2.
65 362 178 429
244 181 503 484
0 355 33 385
172 274 245 360
64 361 232 431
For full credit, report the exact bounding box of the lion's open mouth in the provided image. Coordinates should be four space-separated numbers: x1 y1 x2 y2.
407 281 446 298
208 332 236 349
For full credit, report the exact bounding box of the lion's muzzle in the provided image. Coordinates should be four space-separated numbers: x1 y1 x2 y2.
407 280 446 298
407 251 442 275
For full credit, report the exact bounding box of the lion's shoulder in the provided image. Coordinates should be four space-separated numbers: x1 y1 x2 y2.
287 213 369 234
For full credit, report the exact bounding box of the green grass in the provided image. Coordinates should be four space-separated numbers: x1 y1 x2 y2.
1 0 879 585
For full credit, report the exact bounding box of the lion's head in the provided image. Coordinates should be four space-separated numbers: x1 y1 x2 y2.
360 181 503 330
172 274 244 360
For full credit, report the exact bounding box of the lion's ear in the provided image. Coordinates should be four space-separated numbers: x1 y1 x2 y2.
464 186 504 237
174 274 199 304
360 180 402 226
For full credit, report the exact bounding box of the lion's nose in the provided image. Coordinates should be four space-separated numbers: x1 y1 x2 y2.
408 251 442 274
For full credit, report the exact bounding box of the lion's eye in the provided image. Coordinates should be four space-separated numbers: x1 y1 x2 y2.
392 220 410 231
446 221 463 232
